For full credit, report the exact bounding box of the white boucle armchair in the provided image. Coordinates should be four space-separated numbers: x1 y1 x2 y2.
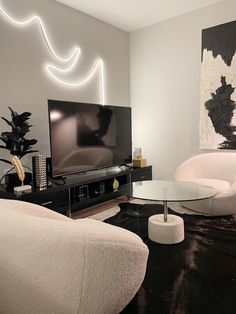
0 199 148 314
175 152 236 215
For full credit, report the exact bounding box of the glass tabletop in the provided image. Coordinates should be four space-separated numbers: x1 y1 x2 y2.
119 180 216 202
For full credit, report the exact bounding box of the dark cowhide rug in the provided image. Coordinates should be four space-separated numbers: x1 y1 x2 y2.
105 202 236 314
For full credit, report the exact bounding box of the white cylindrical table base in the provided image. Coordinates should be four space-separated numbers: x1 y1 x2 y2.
148 214 184 244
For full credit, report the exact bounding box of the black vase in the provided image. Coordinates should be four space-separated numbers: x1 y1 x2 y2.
5 172 32 189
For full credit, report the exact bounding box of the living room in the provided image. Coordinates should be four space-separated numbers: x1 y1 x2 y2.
0 0 235 313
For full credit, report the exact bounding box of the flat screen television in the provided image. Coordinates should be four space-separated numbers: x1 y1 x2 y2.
48 99 132 177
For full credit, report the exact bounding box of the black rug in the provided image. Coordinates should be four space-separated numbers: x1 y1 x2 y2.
105 203 236 314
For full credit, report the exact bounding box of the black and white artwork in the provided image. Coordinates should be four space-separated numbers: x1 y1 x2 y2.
200 20 236 149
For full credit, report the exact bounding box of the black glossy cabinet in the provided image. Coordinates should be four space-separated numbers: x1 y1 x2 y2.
25 190 69 215
130 166 152 182
0 166 152 216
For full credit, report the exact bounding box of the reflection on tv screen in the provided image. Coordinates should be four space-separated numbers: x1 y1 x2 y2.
48 100 132 177
77 106 115 146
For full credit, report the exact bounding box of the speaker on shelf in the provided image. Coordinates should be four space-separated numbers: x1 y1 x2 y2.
32 154 47 188
46 157 52 180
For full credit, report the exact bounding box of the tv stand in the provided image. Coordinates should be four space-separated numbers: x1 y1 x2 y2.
0 166 152 217
119 164 132 170
51 176 66 186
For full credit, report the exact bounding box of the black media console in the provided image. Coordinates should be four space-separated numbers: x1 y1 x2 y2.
0 166 152 217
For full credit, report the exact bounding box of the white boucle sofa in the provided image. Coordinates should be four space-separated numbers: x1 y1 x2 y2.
175 152 236 215
0 199 148 314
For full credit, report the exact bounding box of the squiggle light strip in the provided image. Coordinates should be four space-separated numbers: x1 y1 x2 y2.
0 3 106 105
46 59 105 105
46 50 82 73
0 4 79 63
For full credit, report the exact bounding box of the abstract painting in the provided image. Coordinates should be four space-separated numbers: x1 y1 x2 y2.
200 20 236 149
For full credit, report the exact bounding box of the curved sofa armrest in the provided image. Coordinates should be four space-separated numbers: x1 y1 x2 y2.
229 181 236 194
175 153 236 182
175 158 198 180
74 218 149 314
0 202 148 314
0 199 71 221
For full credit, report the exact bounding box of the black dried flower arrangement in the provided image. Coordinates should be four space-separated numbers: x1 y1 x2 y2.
0 107 38 165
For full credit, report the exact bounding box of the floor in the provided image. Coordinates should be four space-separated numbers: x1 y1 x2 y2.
71 196 170 221
71 196 162 221
105 203 236 314
71 196 127 220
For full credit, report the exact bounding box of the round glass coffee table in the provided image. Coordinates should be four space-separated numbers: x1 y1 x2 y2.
119 180 216 244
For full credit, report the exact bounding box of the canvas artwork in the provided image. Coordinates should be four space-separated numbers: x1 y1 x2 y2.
200 20 236 149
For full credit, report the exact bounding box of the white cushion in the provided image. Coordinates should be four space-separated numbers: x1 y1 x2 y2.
175 153 236 215
184 178 230 194
175 152 236 182
0 199 148 314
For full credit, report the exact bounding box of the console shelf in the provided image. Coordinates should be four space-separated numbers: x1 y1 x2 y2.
0 166 152 216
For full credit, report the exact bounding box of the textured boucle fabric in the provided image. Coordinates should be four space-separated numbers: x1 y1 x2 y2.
0 199 148 314
175 152 236 215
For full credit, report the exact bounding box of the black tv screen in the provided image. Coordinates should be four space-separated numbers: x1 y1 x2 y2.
48 100 132 177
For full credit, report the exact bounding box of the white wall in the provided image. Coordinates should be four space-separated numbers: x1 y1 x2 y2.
0 0 129 174
130 0 236 179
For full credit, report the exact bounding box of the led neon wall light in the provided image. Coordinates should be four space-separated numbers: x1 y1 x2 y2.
0 4 105 105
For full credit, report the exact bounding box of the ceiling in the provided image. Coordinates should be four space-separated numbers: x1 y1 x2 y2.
55 0 223 32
